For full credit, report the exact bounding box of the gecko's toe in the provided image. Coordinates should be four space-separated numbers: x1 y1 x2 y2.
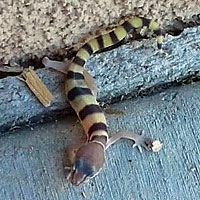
132 136 152 152
132 143 143 153
132 134 162 153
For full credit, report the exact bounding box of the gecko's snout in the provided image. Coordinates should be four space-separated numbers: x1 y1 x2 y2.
70 142 105 186
71 159 95 186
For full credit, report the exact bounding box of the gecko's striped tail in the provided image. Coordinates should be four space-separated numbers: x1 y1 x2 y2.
69 16 163 74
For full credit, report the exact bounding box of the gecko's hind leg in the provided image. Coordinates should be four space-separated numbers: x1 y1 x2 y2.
107 129 162 152
42 57 97 97
42 57 71 74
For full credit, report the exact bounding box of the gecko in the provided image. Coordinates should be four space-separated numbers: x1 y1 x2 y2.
42 16 163 186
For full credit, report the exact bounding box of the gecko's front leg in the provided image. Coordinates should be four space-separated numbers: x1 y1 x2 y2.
64 143 83 180
107 129 163 153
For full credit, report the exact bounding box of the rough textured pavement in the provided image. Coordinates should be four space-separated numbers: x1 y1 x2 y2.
0 81 200 200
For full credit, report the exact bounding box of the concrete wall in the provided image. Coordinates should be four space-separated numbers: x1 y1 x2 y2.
0 0 200 67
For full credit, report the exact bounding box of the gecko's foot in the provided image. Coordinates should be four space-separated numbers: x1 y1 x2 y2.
64 165 72 180
107 129 163 152
63 143 83 180
42 56 71 74
132 131 163 153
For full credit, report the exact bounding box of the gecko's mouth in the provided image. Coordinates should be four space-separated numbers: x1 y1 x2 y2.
69 159 95 186
66 167 82 186
71 170 88 186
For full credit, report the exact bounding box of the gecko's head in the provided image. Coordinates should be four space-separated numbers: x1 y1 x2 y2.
70 142 105 186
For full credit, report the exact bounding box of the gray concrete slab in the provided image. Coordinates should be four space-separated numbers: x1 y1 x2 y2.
0 81 200 200
1 26 200 133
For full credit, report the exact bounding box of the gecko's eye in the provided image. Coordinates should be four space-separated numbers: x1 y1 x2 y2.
74 159 95 177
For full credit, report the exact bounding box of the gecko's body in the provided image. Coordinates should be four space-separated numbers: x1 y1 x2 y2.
43 16 163 186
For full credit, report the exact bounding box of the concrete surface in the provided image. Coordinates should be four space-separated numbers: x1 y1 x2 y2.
1 0 200 66
0 81 200 200
1 26 200 134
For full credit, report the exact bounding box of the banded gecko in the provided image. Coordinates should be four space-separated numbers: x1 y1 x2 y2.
43 16 163 186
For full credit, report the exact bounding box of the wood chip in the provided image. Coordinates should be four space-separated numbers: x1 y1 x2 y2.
18 66 54 107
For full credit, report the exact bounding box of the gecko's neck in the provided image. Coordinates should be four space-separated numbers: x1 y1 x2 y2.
90 135 107 149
